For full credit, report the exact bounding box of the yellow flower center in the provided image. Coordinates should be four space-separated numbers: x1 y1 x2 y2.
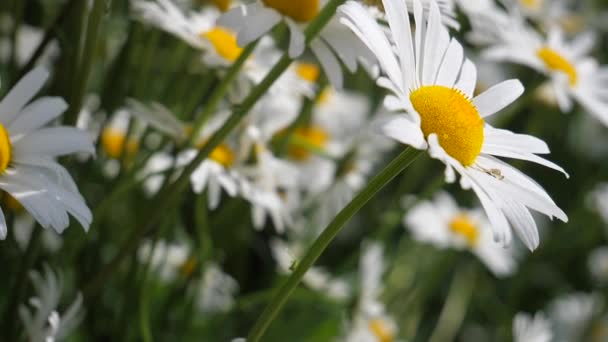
537 47 578 86
262 0 320 22
0 124 12 173
368 319 395 342
296 63 320 82
101 128 139 159
202 27 243 62
449 214 479 247
410 86 484 166
288 126 329 161
519 0 542 10
179 257 197 277
209 143 235 168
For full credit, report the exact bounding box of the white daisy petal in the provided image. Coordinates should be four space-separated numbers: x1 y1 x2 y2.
0 67 49 124
378 116 426 149
473 79 523 118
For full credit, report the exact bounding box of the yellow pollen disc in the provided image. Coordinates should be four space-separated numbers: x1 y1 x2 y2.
368 319 395 342
288 126 329 161
449 214 480 247
0 124 11 173
296 63 320 83
202 27 243 62
179 257 197 277
262 0 319 22
410 86 484 166
209 143 235 168
101 128 139 159
537 47 578 86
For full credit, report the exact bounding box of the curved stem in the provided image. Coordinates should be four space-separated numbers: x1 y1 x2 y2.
247 148 422 342
186 41 258 146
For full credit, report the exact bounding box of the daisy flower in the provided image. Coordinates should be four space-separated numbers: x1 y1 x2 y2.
0 67 94 238
217 0 378 88
142 125 241 210
588 247 608 285
196 262 239 314
137 239 195 281
549 292 601 342
404 192 517 276
479 18 608 126
343 241 397 342
339 0 567 250
512 312 553 342
19 266 84 342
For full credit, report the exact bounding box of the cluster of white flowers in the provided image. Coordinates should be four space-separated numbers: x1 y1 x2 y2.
1 0 607 340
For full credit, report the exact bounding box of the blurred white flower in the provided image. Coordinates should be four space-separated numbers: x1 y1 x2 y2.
340 0 567 251
549 292 602 342
588 247 608 285
270 238 350 300
404 192 518 277
478 11 608 127
196 263 239 313
512 311 553 342
343 241 398 342
0 67 94 238
137 239 193 281
588 183 608 224
19 266 84 342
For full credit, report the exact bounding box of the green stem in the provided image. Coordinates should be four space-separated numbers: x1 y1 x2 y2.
274 78 328 156
247 148 422 341
15 0 78 82
65 0 108 125
186 41 258 146
428 265 476 342
82 0 345 299
3 225 42 341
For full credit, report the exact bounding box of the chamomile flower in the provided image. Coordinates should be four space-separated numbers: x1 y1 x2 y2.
137 239 195 281
480 21 608 126
343 242 398 342
196 262 239 313
512 312 553 342
0 67 94 238
549 292 602 342
132 0 242 65
238 139 297 232
217 0 378 88
404 192 517 276
588 183 608 224
340 0 567 250
19 266 84 342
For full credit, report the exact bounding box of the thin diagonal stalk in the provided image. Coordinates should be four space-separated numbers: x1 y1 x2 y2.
186 42 258 146
15 0 78 82
247 148 422 342
65 0 108 125
83 0 346 298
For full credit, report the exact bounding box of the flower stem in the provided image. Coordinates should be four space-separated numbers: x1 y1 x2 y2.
428 264 476 342
65 0 108 125
246 148 422 342
186 41 258 146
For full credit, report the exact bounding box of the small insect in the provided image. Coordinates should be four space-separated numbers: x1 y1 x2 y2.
489 168 504 180
289 259 298 271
